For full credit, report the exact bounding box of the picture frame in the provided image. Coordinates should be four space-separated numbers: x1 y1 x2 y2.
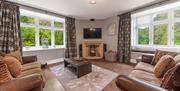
107 23 116 35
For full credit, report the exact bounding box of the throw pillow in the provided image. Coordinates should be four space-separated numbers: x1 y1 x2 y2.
154 55 175 78
3 56 22 77
6 50 23 64
0 59 13 83
151 50 177 65
174 54 180 64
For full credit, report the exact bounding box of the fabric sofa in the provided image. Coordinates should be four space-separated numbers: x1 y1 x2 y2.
116 50 180 91
0 55 45 91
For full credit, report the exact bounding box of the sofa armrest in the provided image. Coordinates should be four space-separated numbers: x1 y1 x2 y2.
142 55 154 64
22 55 37 64
0 74 43 91
116 75 167 91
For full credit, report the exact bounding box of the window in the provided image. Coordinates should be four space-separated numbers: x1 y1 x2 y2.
138 26 149 45
20 9 65 51
132 1 180 47
153 24 168 45
174 22 180 45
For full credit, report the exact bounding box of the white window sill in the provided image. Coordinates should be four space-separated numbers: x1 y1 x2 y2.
132 45 180 52
23 46 66 52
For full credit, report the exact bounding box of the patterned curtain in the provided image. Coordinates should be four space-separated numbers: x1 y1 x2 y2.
65 17 77 58
117 13 131 63
0 1 22 54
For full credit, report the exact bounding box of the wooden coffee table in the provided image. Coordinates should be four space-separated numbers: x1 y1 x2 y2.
64 58 92 78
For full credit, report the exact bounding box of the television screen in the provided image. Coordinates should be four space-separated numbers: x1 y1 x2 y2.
83 28 102 39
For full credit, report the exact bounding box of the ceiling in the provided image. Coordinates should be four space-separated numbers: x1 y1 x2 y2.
9 0 165 20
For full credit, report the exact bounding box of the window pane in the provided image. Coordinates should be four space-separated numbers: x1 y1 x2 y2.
54 21 64 28
21 27 35 47
154 13 168 21
138 26 149 45
55 31 64 45
154 24 168 45
174 22 180 45
175 9 180 18
39 19 51 26
137 15 151 25
20 16 34 24
39 29 51 45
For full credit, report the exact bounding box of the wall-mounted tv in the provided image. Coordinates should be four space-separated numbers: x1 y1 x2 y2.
83 28 102 39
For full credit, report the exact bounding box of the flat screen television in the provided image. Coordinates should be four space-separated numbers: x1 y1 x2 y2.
83 28 102 39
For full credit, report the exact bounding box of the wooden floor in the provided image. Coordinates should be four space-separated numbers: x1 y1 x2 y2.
43 60 134 91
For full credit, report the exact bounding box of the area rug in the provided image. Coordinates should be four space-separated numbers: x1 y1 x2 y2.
50 65 119 91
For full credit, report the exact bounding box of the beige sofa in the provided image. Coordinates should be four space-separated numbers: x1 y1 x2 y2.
116 50 180 91
0 55 45 91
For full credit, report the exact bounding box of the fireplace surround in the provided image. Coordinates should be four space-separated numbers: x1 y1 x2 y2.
82 41 104 59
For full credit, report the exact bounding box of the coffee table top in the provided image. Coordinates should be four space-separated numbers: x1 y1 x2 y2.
64 58 90 67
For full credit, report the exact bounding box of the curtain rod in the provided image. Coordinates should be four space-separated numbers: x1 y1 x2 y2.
5 0 66 18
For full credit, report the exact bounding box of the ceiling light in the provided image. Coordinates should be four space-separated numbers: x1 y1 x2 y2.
89 0 96 5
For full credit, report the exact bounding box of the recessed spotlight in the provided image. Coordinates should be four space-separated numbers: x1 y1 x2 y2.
89 0 96 5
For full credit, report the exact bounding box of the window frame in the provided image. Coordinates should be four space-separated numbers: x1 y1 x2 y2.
132 5 180 48
20 10 66 51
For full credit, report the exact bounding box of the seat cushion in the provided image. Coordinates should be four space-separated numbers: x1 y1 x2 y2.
151 50 177 65
134 62 154 73
129 70 162 86
18 68 42 78
0 59 13 83
22 62 41 71
154 55 175 78
3 56 22 77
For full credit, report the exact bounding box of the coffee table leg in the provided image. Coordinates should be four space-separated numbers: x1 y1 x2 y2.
64 60 68 67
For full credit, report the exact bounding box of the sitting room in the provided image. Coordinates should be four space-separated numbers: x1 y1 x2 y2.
0 0 180 91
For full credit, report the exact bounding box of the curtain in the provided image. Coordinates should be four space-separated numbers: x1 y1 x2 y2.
0 1 22 54
117 13 131 63
65 17 77 58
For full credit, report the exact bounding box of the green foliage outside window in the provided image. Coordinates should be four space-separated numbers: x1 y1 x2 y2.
174 22 180 45
39 29 51 45
21 27 35 47
39 19 51 26
138 27 149 45
154 13 168 21
20 16 34 24
154 24 168 45
55 31 64 45
54 21 64 28
175 9 180 18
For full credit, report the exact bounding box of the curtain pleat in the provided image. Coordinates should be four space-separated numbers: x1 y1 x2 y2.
117 13 131 63
65 17 77 58
0 1 22 54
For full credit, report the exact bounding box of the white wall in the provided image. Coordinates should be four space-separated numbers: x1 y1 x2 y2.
103 16 119 51
75 16 119 54
23 49 65 64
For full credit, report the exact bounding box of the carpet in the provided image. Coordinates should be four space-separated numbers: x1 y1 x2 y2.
50 65 119 91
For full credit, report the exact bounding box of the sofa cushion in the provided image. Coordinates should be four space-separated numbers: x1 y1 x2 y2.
0 59 13 83
3 56 22 77
18 68 42 78
152 50 177 65
134 62 154 73
174 54 180 64
154 55 175 78
6 50 23 64
22 62 41 71
129 70 162 86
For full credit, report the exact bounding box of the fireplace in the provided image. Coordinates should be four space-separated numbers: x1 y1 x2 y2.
82 41 103 59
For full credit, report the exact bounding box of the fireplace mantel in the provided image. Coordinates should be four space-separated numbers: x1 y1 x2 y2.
82 41 104 59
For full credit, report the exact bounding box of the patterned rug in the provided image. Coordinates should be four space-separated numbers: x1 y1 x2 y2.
50 65 119 91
